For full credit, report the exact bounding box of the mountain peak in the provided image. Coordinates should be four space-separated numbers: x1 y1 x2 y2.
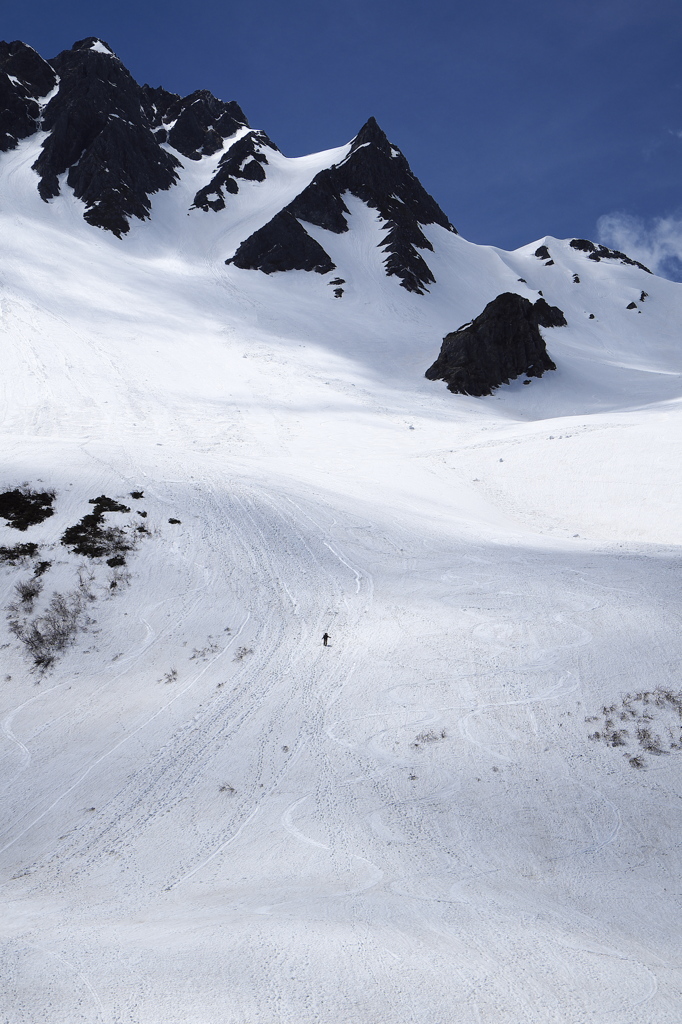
350 115 391 154
69 37 116 56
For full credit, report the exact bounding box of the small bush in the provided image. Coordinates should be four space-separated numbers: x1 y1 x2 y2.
9 587 86 671
233 646 253 662
15 577 42 610
0 542 39 564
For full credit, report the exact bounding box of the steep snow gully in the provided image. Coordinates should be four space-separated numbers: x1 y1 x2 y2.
0 35 682 1024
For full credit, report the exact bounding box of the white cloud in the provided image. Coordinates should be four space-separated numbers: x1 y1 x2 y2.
597 211 682 282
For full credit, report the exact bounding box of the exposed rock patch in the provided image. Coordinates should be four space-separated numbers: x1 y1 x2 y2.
228 117 456 293
32 38 181 236
0 40 57 152
425 293 565 397
194 130 278 211
27 37 249 236
142 86 247 160
227 210 336 274
569 238 651 274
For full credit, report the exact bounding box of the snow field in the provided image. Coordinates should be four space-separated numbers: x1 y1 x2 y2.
0 137 681 1022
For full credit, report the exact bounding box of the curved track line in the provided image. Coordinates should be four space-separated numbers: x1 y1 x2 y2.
0 614 250 857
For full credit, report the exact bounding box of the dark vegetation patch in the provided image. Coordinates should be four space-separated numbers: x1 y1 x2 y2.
0 487 55 531
586 689 682 768
61 495 132 560
168 518 181 524
130 490 144 499
0 542 39 564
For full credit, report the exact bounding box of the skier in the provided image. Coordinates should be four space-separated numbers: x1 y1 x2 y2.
322 632 330 647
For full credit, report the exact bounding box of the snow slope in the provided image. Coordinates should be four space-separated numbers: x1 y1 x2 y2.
1 135 682 1024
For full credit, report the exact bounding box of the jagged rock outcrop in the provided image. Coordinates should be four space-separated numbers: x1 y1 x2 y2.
0 41 57 152
569 238 651 274
227 117 456 293
193 130 279 211
32 38 181 236
226 210 336 274
142 85 248 160
425 293 565 396
22 37 248 236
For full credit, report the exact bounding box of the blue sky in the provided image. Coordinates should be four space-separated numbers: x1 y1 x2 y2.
4 0 682 274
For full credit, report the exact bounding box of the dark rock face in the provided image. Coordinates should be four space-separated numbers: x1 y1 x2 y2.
228 117 456 292
142 85 248 160
0 36 250 237
193 130 278 211
32 38 181 236
425 292 564 397
534 297 567 328
0 41 57 152
226 210 336 275
569 238 651 274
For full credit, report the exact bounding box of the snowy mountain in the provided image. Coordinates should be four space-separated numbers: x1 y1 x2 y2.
1 37 682 1024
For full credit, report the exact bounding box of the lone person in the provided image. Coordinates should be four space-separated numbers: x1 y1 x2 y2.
322 632 330 647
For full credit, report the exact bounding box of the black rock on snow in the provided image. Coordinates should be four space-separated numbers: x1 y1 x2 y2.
569 238 651 274
226 210 336 275
193 130 279 211
142 85 248 160
22 37 249 236
228 117 456 292
32 38 181 236
425 292 565 397
0 41 57 152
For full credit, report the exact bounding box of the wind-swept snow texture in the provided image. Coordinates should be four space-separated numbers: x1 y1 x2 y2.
1 37 682 1024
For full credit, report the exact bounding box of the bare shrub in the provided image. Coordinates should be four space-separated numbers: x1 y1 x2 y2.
587 687 682 767
0 542 39 564
15 577 42 610
233 646 253 662
9 588 87 671
411 728 447 749
190 637 220 661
